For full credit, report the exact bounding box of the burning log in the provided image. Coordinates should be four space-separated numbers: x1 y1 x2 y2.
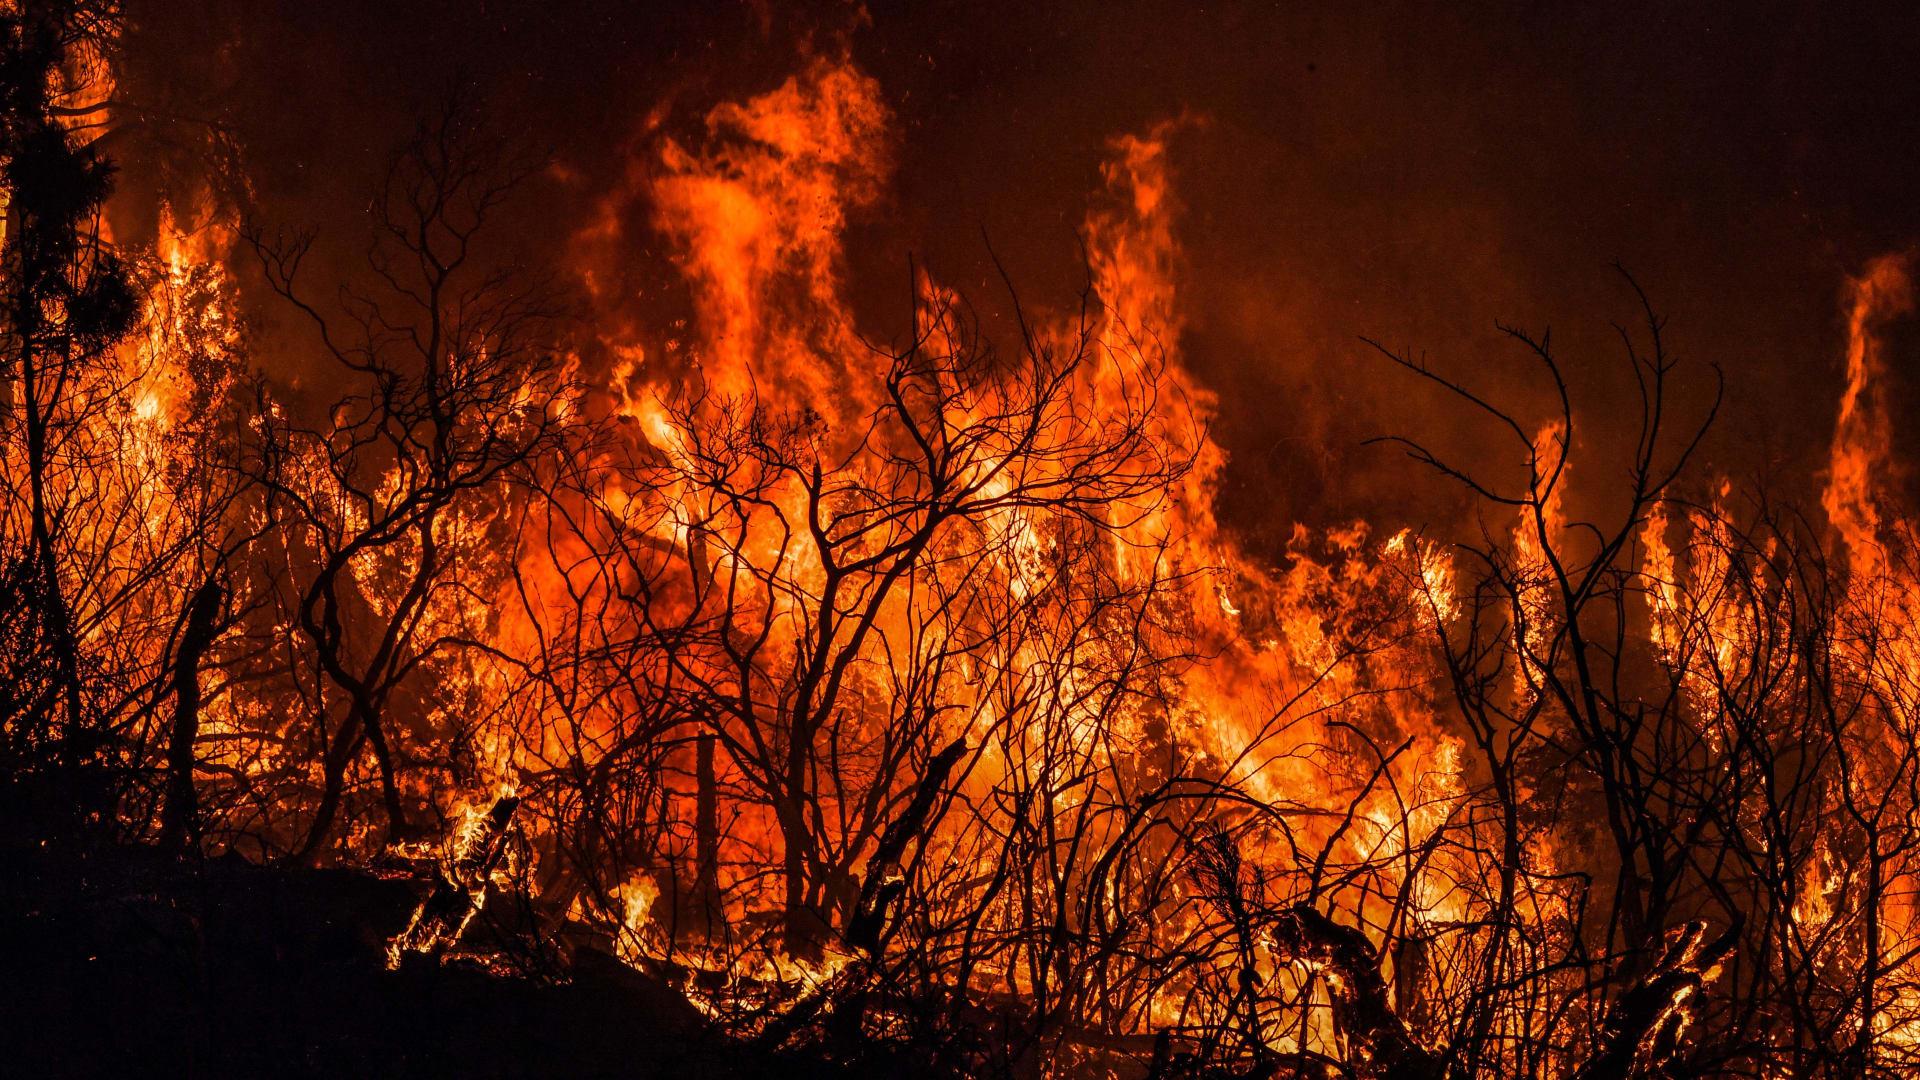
1572 920 1739 1080
1269 903 1439 1080
1192 827 1438 1079
736 738 971 1068
386 794 522 969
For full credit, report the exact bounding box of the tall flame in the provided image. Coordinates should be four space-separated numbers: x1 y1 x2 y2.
1824 255 1913 577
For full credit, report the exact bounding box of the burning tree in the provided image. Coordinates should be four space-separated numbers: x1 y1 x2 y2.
239 99 574 862
0 0 245 854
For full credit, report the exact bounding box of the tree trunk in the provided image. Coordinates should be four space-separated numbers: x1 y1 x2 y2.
695 732 720 934
159 575 224 852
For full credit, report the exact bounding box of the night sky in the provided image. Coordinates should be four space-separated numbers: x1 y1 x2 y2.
115 0 1920 552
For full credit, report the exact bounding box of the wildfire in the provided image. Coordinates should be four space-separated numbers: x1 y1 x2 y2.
11 12 1920 1076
